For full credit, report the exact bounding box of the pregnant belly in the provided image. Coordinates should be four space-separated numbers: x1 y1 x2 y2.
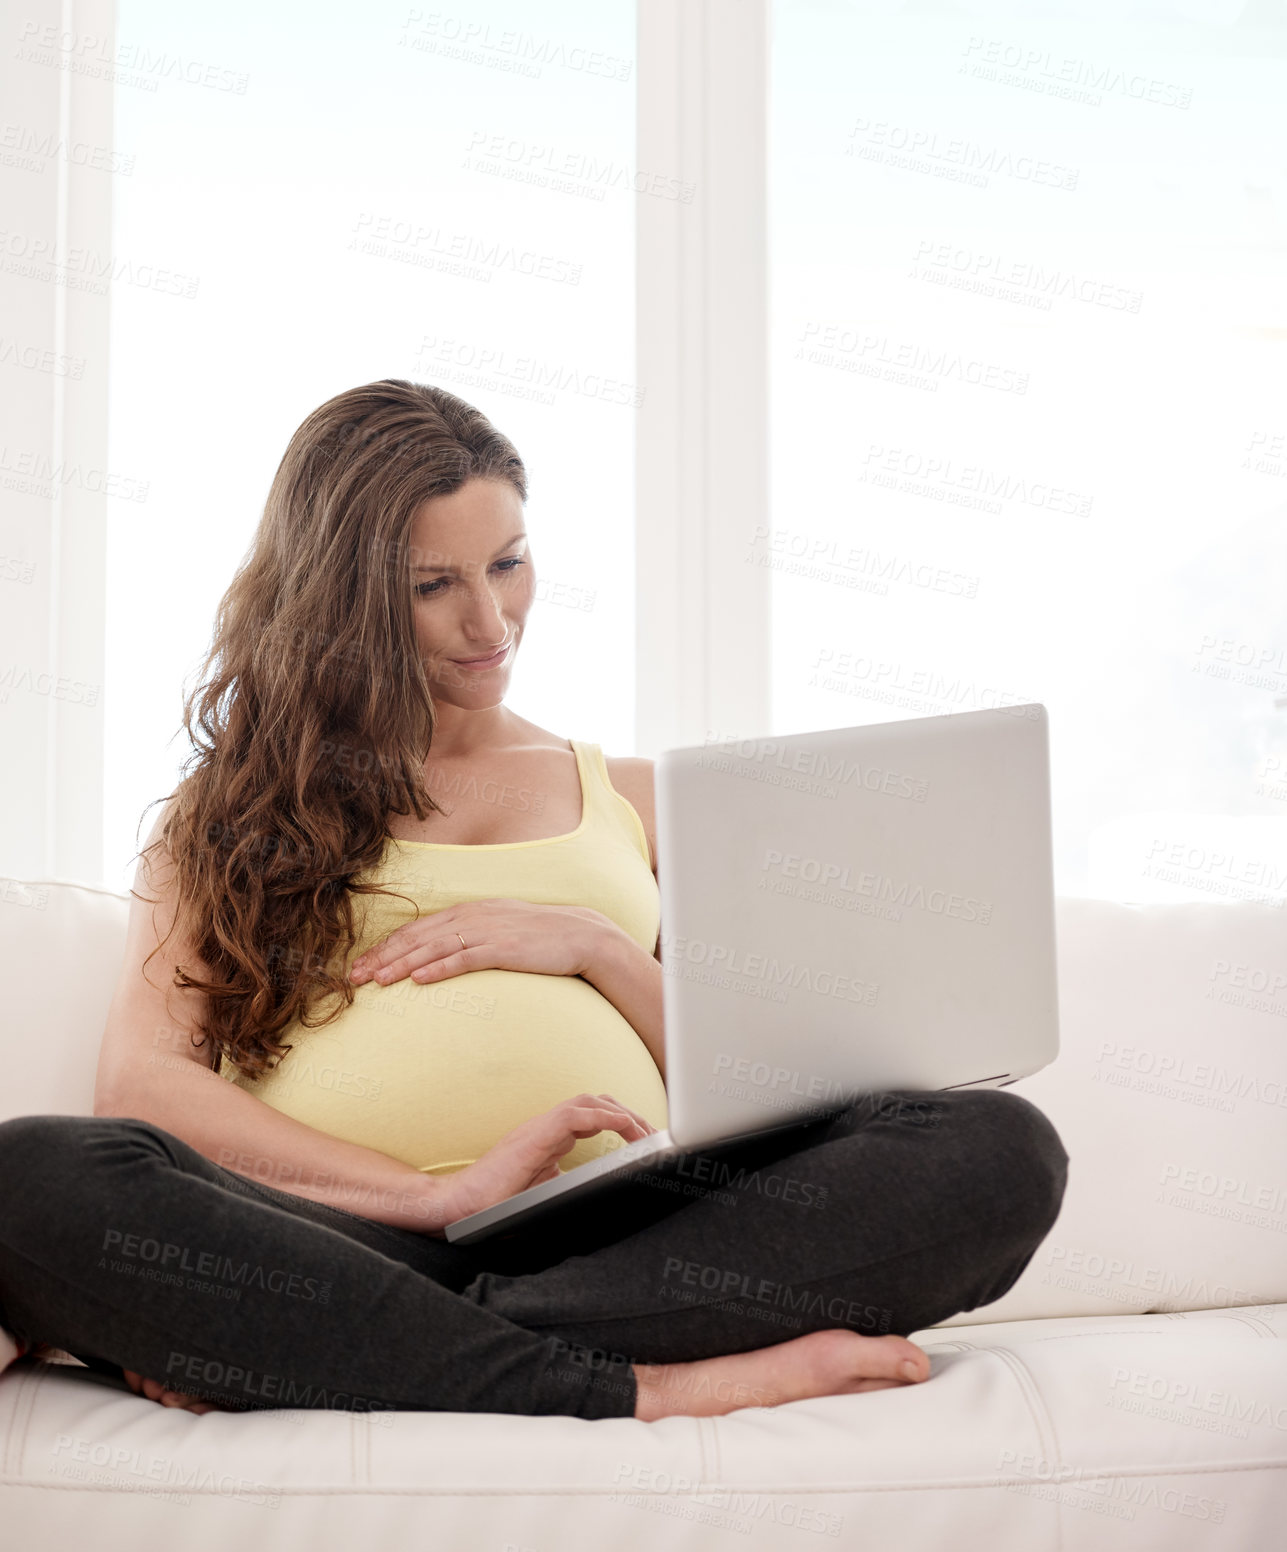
223 969 669 1176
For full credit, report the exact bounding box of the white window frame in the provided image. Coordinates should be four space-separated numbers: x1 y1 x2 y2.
0 0 116 885
635 0 770 758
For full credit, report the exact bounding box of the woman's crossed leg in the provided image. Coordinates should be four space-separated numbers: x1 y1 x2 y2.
0 1087 1067 1419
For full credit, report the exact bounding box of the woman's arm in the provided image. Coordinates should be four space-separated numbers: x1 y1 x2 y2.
588 754 666 1079
576 918 666 1082
94 803 448 1234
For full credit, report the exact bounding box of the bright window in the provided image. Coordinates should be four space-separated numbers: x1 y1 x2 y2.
105 0 636 888
769 1 1287 903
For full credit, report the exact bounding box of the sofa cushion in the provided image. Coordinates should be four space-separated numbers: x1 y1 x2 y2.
0 1303 1282 1550
0 878 128 1122
934 897 1287 1328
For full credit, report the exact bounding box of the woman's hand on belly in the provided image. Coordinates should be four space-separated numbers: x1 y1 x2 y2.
348 899 609 987
436 1092 656 1226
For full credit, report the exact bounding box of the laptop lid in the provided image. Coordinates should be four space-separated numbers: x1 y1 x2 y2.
654 704 1060 1148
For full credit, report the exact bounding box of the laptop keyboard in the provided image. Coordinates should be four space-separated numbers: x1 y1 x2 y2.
564 1129 670 1182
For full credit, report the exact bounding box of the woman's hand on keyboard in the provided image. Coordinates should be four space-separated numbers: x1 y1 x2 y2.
439 1093 657 1223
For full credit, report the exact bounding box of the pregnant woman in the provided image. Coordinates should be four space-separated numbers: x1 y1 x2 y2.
0 380 1068 1421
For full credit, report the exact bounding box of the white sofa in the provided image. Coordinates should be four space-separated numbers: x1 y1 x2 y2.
1 877 1284 1549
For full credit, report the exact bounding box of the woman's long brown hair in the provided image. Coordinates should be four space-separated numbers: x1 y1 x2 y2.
134 380 527 1080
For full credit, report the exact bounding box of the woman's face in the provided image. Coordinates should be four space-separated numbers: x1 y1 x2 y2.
406 476 534 709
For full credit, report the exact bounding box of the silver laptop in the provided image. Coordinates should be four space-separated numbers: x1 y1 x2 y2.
443 703 1060 1244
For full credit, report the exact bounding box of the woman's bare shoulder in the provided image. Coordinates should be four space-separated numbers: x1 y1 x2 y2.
600 752 656 791
600 753 656 870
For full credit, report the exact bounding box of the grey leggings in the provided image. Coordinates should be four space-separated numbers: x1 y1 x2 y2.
0 1088 1068 1419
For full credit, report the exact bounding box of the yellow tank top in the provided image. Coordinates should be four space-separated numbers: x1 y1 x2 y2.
218 740 668 1175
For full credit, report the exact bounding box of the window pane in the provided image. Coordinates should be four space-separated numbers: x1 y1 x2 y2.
770 0 1287 903
106 0 636 888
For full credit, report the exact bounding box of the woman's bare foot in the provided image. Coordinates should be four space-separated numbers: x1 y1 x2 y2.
121 1369 235 1416
631 1329 931 1420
